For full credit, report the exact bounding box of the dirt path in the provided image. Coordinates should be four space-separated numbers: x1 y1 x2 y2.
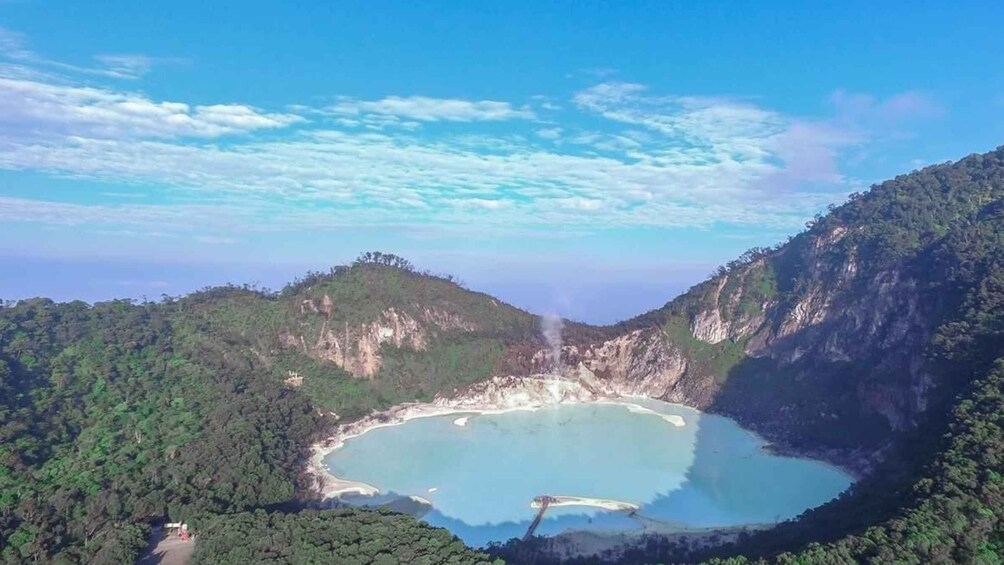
136 527 195 565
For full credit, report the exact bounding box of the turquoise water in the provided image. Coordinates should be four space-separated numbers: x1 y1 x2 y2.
325 400 852 547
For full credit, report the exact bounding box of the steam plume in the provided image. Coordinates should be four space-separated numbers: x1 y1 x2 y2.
541 313 564 374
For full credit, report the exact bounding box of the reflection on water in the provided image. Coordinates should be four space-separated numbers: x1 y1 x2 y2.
326 400 852 547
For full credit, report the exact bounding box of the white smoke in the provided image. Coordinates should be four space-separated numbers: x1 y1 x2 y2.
541 312 564 374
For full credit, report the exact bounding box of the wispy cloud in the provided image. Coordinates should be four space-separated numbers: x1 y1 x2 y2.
761 89 943 189
194 235 239 245
92 54 186 80
0 27 34 61
0 28 942 242
535 127 563 140
323 95 536 126
574 82 785 155
829 89 943 123
0 25 183 80
0 77 302 138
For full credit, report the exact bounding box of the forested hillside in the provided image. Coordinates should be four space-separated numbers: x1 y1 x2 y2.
169 256 546 420
0 298 326 563
703 358 1004 564
190 508 502 565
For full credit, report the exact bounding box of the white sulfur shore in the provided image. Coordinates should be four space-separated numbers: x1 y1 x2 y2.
607 399 687 427
531 496 640 512
308 447 381 497
307 375 689 499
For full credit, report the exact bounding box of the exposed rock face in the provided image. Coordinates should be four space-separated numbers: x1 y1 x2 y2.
562 330 690 399
439 375 600 410
281 296 477 377
690 308 730 344
736 238 935 438
688 274 766 345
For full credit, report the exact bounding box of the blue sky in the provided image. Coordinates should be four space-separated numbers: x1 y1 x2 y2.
1 1 1003 322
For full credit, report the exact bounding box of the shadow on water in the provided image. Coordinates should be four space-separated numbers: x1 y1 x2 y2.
337 491 541 547
632 410 852 531
484 402 854 564
425 505 645 548
338 491 645 548
655 312 924 562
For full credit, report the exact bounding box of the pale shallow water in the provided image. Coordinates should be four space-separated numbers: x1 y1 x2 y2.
325 400 852 547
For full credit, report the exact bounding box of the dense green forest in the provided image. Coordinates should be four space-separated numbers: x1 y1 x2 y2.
0 298 326 563
190 508 502 565
3 148 1004 564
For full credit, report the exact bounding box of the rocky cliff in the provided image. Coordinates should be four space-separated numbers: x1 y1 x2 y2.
280 302 476 377
531 225 940 471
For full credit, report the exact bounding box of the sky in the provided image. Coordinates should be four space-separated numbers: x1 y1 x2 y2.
1 1 1003 323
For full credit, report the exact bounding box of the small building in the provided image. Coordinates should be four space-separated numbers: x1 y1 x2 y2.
284 370 304 387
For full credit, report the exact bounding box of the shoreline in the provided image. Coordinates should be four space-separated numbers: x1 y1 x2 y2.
300 373 861 558
306 373 855 548
304 373 857 558
308 375 692 498
603 398 687 427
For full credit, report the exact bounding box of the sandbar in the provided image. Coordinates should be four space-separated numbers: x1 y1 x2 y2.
531 495 640 512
